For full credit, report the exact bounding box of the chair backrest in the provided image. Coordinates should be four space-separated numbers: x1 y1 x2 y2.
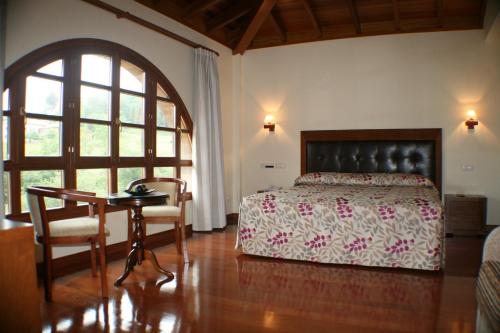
26 186 105 237
126 178 187 206
27 191 44 236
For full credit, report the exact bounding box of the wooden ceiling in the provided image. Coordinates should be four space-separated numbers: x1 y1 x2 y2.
135 0 486 55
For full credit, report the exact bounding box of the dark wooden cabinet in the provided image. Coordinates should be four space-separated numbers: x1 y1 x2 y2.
445 194 487 236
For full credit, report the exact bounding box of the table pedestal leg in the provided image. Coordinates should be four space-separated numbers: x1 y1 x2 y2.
144 249 174 280
114 248 138 286
115 206 174 286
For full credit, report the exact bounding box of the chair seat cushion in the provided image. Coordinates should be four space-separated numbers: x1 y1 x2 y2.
49 217 110 237
142 205 181 217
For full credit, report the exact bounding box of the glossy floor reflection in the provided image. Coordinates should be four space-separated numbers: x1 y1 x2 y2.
41 226 478 333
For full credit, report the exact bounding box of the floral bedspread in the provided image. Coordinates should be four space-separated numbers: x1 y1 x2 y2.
237 184 444 270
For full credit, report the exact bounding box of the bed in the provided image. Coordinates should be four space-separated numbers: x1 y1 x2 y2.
237 129 444 271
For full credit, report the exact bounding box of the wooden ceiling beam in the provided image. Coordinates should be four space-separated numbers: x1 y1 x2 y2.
206 2 256 33
233 0 278 55
300 0 322 37
224 11 252 45
269 12 286 42
392 0 400 31
183 0 221 19
346 0 361 34
436 0 443 28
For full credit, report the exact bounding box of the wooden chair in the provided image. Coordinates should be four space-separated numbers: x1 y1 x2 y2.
126 178 189 263
26 186 109 302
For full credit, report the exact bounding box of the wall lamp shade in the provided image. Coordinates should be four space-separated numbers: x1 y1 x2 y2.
264 115 275 132
465 109 478 130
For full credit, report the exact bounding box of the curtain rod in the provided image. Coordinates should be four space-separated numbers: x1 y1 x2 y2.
81 0 220 56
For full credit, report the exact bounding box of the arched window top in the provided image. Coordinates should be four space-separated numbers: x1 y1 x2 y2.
3 39 193 217
5 38 192 130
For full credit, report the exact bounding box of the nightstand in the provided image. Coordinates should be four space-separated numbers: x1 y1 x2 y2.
444 194 487 236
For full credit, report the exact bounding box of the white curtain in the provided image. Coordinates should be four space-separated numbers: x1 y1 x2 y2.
192 48 226 231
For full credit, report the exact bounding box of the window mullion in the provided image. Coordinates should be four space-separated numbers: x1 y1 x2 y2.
64 52 78 193
175 91 181 170
145 76 154 178
10 76 25 214
110 53 121 193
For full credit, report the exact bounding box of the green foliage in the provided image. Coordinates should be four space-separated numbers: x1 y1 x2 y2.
154 167 175 178
21 170 62 212
3 172 10 214
120 93 144 124
25 120 61 156
80 123 109 156
118 168 144 192
119 127 144 156
77 169 109 198
156 130 175 157
81 86 110 121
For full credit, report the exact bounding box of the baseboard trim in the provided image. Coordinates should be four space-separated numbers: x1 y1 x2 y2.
39 225 193 278
227 213 239 225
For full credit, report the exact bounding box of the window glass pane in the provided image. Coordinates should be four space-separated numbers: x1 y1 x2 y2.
81 86 111 121
120 60 145 93
25 76 62 116
157 101 175 128
154 167 176 178
156 130 175 157
3 171 10 215
81 54 111 86
21 170 63 212
157 84 168 98
2 88 9 111
120 127 144 157
77 169 109 198
25 118 61 156
117 167 144 192
181 132 192 160
180 167 192 192
37 60 64 77
3 116 9 160
120 93 144 125
80 123 110 156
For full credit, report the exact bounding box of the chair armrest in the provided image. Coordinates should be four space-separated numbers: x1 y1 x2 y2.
29 186 106 205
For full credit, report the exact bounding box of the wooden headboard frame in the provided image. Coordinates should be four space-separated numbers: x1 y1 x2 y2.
300 129 442 194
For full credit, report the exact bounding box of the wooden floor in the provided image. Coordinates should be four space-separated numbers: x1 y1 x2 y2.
41 226 480 333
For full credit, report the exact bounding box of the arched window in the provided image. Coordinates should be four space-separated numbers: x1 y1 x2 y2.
3 39 192 217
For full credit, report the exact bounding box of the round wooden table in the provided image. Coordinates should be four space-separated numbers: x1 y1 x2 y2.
108 191 173 286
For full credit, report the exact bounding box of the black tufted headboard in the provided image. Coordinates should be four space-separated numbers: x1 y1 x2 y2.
301 129 442 193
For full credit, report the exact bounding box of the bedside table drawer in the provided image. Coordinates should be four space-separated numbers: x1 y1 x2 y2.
445 195 487 236
447 202 484 230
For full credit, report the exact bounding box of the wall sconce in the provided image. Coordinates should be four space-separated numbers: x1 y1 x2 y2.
264 115 275 132
465 109 478 130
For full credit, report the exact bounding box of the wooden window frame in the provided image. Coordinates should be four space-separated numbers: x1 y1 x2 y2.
3 39 193 220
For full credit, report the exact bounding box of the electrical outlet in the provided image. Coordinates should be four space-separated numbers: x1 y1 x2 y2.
462 165 474 172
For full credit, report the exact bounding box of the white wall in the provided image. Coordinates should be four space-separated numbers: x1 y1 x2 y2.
5 0 235 257
238 29 500 226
